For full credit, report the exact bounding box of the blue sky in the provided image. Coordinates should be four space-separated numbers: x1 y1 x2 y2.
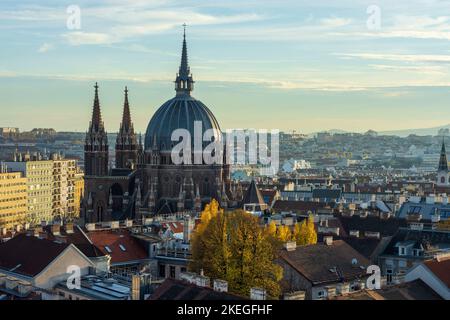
2 0 450 133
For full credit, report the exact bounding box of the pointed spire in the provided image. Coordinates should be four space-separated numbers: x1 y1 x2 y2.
91 82 104 132
120 86 132 133
175 24 194 96
179 24 189 78
439 138 448 171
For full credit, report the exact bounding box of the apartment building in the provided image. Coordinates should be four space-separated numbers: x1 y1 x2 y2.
0 164 28 229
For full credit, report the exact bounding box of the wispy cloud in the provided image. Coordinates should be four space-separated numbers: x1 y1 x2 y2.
336 53 450 63
38 42 53 53
319 16 352 28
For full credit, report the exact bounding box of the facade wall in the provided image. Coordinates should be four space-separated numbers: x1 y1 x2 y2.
34 246 93 289
0 172 28 229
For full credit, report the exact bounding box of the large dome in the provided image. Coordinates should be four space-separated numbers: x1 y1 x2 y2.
144 94 221 151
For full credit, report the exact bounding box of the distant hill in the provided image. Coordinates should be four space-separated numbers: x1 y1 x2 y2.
380 124 450 137
302 124 450 138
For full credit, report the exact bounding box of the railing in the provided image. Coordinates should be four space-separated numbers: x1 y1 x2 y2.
156 248 191 259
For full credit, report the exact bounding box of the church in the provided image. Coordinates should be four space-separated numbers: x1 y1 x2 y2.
81 30 244 223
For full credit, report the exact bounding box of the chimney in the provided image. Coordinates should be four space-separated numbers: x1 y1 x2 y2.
183 215 193 244
325 286 336 299
131 274 141 300
250 287 266 300
338 283 350 295
51 224 61 236
125 219 133 228
65 222 74 234
213 279 228 293
85 223 96 231
195 273 210 288
349 230 360 238
283 241 297 251
324 236 333 246
283 291 305 300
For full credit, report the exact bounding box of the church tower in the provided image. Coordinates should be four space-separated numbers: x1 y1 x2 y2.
84 83 109 176
437 139 449 187
115 87 138 169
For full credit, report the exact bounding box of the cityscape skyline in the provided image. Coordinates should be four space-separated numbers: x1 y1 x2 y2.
3 1 450 132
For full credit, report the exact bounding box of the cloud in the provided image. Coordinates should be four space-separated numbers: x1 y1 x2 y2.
336 53 450 64
62 32 114 45
38 43 53 53
369 64 445 75
319 17 352 28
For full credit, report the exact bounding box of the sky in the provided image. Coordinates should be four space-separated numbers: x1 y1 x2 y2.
2 0 450 134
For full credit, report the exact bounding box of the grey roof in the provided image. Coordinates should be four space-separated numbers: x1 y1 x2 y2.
242 180 266 205
312 189 342 200
381 228 450 256
397 201 450 220
279 240 370 285
144 95 221 151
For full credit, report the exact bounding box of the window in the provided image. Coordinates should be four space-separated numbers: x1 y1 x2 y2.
104 246 112 253
170 266 176 278
386 269 393 284
399 247 406 256
159 264 166 278
119 244 126 252
317 290 325 299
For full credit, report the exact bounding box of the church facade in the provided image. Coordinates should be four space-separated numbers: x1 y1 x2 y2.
81 31 243 223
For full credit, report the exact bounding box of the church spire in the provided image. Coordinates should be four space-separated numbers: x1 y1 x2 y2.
91 82 104 132
115 86 138 169
439 138 448 171
120 86 132 133
175 24 194 96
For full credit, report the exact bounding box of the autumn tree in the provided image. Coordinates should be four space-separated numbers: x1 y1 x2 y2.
293 214 317 246
190 208 283 298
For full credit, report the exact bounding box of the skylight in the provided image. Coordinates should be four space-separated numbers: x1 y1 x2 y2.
104 246 112 253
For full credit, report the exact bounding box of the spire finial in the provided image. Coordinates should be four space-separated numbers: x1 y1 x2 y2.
175 24 194 96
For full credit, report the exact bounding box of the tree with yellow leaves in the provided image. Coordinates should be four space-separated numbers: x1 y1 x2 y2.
276 225 292 242
190 207 282 298
293 214 317 246
190 198 223 272
305 214 318 245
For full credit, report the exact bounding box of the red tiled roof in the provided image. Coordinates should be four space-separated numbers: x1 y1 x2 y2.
87 229 148 264
0 234 69 277
424 258 450 288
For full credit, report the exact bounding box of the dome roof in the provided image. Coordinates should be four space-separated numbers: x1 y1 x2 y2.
145 29 221 152
145 94 221 151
